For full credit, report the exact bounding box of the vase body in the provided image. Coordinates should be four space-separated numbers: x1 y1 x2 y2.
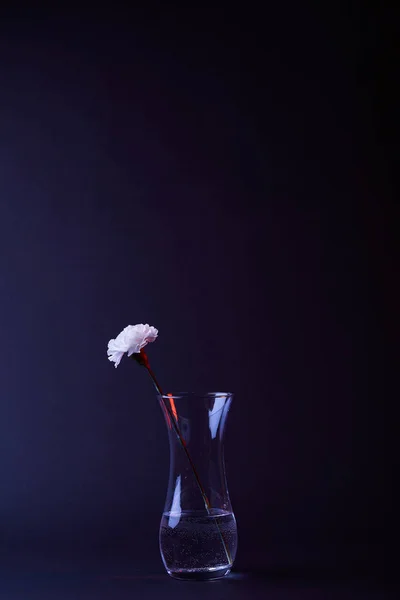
158 392 237 580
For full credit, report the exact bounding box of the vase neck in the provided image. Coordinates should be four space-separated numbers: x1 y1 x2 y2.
159 393 233 515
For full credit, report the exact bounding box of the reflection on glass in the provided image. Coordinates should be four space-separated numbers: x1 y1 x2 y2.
208 394 227 439
168 475 182 529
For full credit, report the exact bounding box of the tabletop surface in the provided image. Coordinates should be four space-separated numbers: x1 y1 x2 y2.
0 549 390 600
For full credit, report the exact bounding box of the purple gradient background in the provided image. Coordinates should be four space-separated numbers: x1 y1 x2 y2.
0 5 392 597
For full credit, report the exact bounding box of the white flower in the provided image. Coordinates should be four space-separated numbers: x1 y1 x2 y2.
107 323 158 368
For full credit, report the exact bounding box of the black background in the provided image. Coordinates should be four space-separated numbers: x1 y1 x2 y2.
0 3 393 597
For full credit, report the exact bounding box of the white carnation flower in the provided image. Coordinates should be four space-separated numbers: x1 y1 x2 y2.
107 323 158 368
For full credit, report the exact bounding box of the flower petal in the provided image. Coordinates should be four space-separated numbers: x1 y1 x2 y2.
107 323 158 367
107 350 125 368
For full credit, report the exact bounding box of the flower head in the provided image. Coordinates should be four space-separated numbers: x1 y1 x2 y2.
107 323 158 368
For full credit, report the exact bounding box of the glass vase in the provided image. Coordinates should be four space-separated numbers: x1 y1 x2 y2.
158 392 237 581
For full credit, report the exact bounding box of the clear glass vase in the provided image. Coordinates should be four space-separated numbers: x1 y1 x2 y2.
158 392 237 581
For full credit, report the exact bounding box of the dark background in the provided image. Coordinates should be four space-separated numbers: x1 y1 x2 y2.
0 3 393 596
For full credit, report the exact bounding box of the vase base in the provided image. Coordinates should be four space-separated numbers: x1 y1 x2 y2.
167 566 231 581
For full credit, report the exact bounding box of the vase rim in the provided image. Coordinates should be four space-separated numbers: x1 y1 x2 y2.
159 391 233 399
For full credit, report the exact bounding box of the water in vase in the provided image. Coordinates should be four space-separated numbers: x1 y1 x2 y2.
160 509 237 579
